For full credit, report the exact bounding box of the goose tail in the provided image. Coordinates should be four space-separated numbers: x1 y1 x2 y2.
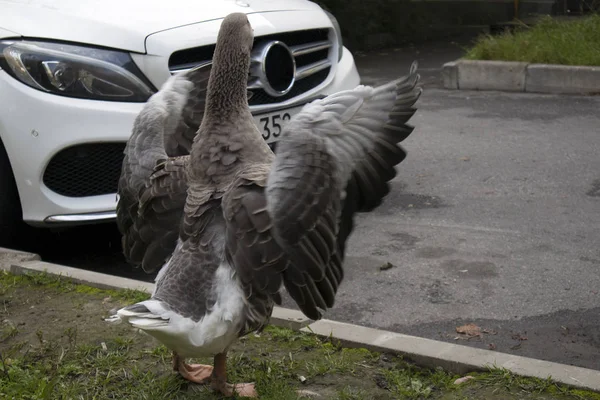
105 301 170 329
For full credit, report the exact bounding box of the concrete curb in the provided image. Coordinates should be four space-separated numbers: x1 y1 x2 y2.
2 252 599 393
0 247 41 268
443 59 600 95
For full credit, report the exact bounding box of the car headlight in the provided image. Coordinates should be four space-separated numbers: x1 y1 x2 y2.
323 10 344 61
0 40 155 102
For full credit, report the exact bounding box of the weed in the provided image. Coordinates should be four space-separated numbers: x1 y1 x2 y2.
335 386 368 399
0 321 18 343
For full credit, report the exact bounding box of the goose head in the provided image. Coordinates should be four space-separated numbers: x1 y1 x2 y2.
210 13 254 74
215 12 254 57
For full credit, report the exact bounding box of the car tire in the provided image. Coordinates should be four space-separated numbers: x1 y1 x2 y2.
0 139 26 249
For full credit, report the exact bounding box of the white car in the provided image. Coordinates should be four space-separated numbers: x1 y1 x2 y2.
0 0 361 246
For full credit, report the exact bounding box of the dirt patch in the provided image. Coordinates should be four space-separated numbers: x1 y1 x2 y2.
0 271 597 399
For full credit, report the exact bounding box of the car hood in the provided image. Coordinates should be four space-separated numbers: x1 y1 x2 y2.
0 0 321 53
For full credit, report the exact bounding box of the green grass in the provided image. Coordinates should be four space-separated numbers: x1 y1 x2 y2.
1 270 599 399
0 269 151 304
464 14 600 66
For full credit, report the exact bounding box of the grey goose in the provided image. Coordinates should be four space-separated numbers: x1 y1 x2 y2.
108 12 422 398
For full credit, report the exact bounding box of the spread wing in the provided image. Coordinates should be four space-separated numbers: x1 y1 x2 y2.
117 64 212 273
223 62 422 320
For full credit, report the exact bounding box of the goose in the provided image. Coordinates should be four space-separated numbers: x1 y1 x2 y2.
108 12 422 398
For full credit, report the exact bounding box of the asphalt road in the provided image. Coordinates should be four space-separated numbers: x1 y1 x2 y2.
15 39 600 371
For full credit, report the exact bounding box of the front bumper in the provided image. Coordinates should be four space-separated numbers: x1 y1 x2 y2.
0 47 360 227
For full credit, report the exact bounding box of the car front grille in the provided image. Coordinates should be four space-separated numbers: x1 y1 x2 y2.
247 67 330 105
43 143 125 198
168 28 334 107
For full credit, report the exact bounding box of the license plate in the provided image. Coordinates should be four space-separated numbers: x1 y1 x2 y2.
253 105 304 144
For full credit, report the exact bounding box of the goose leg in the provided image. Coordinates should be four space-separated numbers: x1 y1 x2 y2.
172 351 213 384
210 352 257 398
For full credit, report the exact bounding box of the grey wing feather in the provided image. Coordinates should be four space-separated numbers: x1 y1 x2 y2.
117 64 212 273
164 64 212 157
222 179 288 333
259 62 422 320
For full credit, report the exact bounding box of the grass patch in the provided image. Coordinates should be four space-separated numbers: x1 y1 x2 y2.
0 270 599 399
0 269 150 303
464 14 600 66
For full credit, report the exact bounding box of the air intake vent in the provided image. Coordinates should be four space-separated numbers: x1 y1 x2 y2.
43 143 125 197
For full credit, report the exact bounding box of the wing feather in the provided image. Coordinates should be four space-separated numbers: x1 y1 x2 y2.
224 62 421 321
117 64 213 273
267 62 422 318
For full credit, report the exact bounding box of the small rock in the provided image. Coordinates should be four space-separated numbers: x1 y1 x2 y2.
374 373 389 389
297 390 320 398
454 376 474 385
379 262 394 271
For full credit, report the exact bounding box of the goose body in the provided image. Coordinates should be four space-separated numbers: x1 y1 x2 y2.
108 12 422 398
118 252 246 359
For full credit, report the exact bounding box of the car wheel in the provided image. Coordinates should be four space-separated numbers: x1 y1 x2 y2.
0 139 26 248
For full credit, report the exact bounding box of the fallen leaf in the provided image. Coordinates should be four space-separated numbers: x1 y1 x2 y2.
454 376 474 385
511 333 528 341
488 343 497 350
456 323 482 337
